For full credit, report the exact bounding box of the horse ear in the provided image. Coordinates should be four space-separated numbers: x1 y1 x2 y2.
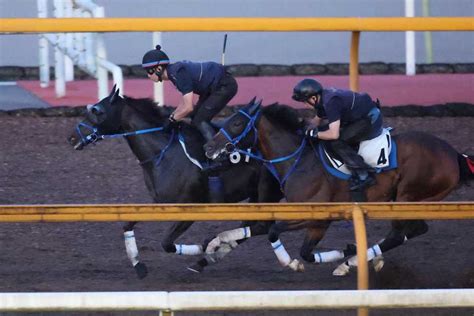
110 87 120 104
248 96 257 106
247 98 261 115
109 84 117 98
244 96 257 113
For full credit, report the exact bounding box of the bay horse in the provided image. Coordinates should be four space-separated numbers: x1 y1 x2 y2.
68 86 283 278
204 100 474 274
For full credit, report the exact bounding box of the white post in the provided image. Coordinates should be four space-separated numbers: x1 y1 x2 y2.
83 11 96 76
152 32 164 106
37 0 49 88
53 0 65 97
93 6 110 100
63 0 74 82
405 0 416 76
73 8 86 70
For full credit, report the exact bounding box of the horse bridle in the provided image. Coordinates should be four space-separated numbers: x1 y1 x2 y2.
217 108 308 190
74 122 103 148
219 109 261 154
74 121 166 149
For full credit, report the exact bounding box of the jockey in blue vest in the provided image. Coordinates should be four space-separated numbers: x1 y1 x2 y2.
142 45 238 141
142 45 238 202
292 79 383 191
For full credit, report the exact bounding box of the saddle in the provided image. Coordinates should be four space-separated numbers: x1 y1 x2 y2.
318 128 398 180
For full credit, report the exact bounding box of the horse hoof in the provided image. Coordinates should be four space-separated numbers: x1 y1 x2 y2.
333 262 350 276
205 237 221 254
372 255 385 272
134 262 148 279
288 259 305 272
187 264 204 273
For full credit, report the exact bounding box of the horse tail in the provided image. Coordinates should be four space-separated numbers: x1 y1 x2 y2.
457 153 474 183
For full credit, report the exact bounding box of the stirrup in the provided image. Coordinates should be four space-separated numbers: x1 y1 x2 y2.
202 160 230 173
349 176 376 191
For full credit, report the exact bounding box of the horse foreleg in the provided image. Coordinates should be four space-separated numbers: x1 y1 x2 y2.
162 221 203 255
188 221 273 273
299 222 334 265
205 226 252 254
123 222 148 279
268 221 310 272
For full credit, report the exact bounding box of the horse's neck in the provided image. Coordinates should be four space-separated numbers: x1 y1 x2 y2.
121 108 177 164
257 116 306 174
257 115 329 202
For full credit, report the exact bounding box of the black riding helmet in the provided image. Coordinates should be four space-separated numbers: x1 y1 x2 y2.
292 79 323 102
142 45 170 69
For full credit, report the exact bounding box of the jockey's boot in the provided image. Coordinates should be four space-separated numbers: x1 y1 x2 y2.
329 140 376 192
198 121 231 172
197 121 226 203
197 121 216 143
349 170 376 191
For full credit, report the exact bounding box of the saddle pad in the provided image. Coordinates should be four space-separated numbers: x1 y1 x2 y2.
318 128 398 180
178 133 204 169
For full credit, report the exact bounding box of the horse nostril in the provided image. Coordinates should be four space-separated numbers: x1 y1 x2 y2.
225 143 235 153
67 136 76 145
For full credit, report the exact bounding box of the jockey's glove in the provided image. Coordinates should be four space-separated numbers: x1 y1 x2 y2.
162 114 178 132
305 127 319 139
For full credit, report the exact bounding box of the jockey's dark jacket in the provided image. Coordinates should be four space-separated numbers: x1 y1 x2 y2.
316 88 383 139
166 61 225 96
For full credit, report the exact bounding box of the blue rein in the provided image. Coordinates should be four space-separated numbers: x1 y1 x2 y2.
76 122 165 145
219 109 307 190
75 122 173 166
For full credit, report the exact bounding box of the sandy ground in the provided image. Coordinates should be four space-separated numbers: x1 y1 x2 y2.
0 114 473 316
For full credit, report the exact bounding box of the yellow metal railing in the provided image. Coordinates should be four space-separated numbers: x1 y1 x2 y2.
0 17 472 91
1 17 472 33
1 202 473 316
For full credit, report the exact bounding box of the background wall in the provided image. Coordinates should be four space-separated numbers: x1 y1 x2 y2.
0 0 473 66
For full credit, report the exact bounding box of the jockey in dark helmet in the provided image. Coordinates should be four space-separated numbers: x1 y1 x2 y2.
292 78 383 192
142 45 238 202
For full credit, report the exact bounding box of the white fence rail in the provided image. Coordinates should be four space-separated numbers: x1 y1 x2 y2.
1 289 473 312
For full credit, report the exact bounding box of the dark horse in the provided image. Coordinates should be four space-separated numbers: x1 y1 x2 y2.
68 86 282 278
204 100 474 275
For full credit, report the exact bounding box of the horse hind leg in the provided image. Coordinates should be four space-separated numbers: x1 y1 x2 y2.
333 220 428 276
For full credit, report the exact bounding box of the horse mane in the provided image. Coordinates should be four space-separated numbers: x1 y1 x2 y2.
261 103 305 133
122 96 173 125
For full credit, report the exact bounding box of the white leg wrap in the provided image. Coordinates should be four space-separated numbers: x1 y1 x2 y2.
347 244 382 267
271 239 291 267
124 231 139 266
205 241 238 264
313 250 345 263
174 244 203 256
218 227 251 243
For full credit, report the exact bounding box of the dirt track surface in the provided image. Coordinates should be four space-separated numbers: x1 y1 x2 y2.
0 114 473 316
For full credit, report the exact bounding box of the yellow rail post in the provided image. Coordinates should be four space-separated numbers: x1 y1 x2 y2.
352 205 369 316
350 31 360 92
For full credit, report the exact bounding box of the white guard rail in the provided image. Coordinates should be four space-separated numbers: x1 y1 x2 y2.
1 289 473 312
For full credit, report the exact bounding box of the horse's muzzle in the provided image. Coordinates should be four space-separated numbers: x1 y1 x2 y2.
67 135 85 150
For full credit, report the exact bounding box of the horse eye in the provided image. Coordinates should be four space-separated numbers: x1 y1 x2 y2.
233 120 243 127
